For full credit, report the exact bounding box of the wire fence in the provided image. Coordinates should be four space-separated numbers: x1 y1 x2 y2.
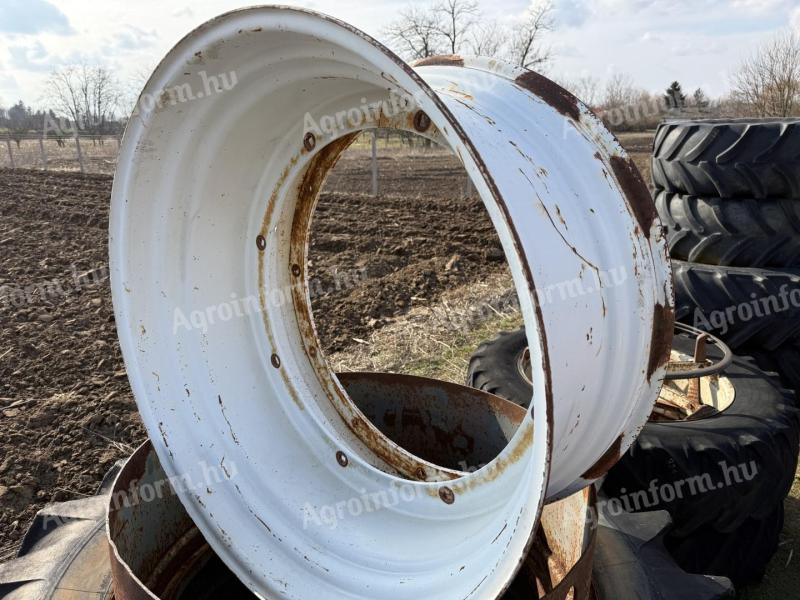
0 130 468 197
0 133 121 175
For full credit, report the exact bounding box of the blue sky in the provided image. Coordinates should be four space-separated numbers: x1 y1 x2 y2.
0 0 798 109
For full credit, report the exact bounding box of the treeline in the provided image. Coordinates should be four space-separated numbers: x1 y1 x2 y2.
0 100 126 145
2 4 798 140
560 77 741 133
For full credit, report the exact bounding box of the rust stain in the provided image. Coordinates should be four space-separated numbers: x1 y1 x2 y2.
348 413 458 482
609 155 656 239
337 371 527 482
284 133 463 467
447 87 474 101
412 55 465 68
581 434 622 480
554 205 567 229
413 110 432 132
647 303 675 381
289 133 360 354
158 422 169 447
442 419 535 498
218 395 240 445
514 71 580 121
256 150 303 410
492 522 509 544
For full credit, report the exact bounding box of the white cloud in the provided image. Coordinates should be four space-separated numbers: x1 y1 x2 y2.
9 41 51 72
0 0 74 35
0 0 798 108
552 0 592 28
732 0 791 13
671 39 724 56
109 26 158 52
171 7 195 19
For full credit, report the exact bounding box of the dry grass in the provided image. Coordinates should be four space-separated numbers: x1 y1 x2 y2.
327 269 522 383
0 138 119 174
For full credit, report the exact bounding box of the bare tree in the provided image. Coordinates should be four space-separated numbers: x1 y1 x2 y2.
692 88 711 112
602 73 638 110
596 73 668 131
508 1 554 70
385 1 555 65
433 0 480 55
732 31 800 117
558 75 602 108
468 21 504 57
384 5 443 60
46 64 122 136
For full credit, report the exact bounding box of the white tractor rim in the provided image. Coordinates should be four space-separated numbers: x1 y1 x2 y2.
110 6 672 598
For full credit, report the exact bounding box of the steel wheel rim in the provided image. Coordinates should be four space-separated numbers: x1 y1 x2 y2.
110 7 672 597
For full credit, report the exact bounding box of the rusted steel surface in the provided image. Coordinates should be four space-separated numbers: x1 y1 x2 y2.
686 334 708 409
108 440 252 600
664 323 733 380
580 436 623 481
107 441 198 600
505 488 596 600
653 324 736 422
108 386 593 600
109 436 595 600
608 156 658 239
411 54 465 68
514 70 582 121
338 372 523 475
110 7 670 598
647 303 676 381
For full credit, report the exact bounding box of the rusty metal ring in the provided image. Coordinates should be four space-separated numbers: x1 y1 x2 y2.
663 323 733 380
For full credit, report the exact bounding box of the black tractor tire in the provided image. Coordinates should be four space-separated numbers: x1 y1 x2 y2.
467 329 799 535
746 340 800 395
664 502 785 587
466 328 532 407
592 504 734 599
673 260 800 351
602 334 798 536
0 465 120 599
652 119 800 199
655 191 800 268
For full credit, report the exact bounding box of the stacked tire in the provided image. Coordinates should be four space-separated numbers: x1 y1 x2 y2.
467 328 799 588
653 119 800 385
635 118 800 586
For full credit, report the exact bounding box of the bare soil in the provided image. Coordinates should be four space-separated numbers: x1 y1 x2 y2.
311 150 508 352
0 169 142 558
